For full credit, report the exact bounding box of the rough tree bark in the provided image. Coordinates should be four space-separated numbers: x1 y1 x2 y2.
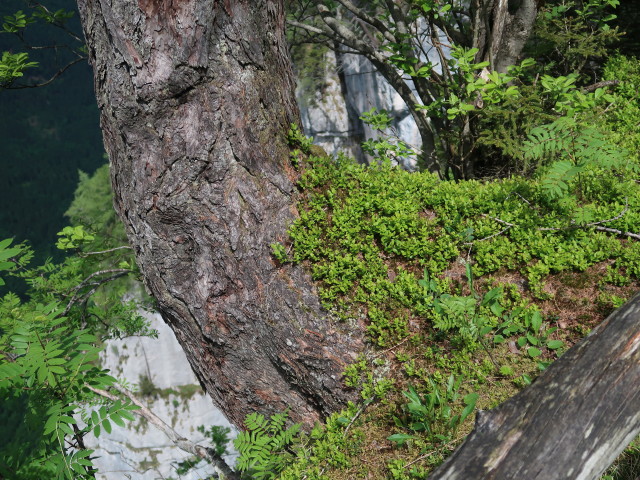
429 293 640 480
76 0 365 427
472 0 539 73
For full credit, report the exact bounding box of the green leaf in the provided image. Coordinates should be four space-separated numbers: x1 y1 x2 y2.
0 247 22 262
387 433 415 446
70 460 86 475
460 393 479 422
76 457 93 467
530 311 543 333
546 340 564 350
528 347 542 358
111 414 125 428
59 415 75 425
59 422 74 436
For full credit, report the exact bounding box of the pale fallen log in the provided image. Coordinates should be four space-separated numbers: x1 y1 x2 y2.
430 293 640 480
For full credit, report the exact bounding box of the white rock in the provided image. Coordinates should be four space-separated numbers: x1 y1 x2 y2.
87 310 237 480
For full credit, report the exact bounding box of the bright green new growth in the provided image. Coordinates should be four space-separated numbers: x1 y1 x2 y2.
388 375 478 447
0 6 76 87
235 411 302 479
3 0 640 477
287 142 639 347
524 115 634 200
0 240 140 479
0 51 38 84
268 49 640 475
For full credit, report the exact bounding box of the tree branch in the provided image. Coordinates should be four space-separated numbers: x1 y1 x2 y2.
286 19 326 36
79 245 133 256
62 269 131 316
10 57 85 89
316 5 380 57
582 79 620 93
481 202 638 240
332 0 397 44
594 226 640 241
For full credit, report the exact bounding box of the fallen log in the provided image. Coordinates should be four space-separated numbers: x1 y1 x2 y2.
430 293 640 479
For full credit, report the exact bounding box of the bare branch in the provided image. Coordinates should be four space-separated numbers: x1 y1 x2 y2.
594 226 640 241
464 225 513 245
10 57 85 89
80 245 133 257
317 5 380 57
332 0 397 44
480 203 639 241
69 268 131 293
62 269 131 316
539 202 630 231
286 19 326 36
582 79 620 93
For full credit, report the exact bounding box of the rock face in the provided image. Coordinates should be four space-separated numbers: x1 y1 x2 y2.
297 49 365 162
297 50 420 169
87 310 237 480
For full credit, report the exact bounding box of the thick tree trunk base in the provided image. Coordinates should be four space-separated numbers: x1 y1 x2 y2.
77 0 365 427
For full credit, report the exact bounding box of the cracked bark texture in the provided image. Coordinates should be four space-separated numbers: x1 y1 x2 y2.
76 0 364 426
429 293 640 480
472 0 538 73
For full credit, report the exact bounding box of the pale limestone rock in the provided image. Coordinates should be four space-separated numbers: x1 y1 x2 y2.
87 310 237 480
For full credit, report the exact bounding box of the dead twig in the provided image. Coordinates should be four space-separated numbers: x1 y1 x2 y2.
79 245 133 256
479 202 638 240
594 226 640 241
372 334 417 358
62 269 130 316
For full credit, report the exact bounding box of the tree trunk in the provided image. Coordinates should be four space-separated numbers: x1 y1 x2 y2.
472 0 539 73
76 0 365 427
429 293 640 479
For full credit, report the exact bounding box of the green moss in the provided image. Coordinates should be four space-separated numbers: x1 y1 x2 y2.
277 147 640 478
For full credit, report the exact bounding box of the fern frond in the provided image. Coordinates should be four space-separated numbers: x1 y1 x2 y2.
541 160 579 199
234 411 302 479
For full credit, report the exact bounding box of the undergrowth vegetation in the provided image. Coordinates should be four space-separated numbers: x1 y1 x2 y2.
248 52 640 479
269 157 640 479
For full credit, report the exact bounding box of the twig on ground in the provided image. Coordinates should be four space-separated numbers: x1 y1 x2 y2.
479 202 639 241
594 226 640 241
372 334 416 358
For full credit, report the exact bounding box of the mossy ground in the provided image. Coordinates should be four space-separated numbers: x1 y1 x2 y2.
275 152 640 480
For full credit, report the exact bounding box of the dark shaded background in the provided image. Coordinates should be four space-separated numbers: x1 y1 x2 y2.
0 0 104 264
